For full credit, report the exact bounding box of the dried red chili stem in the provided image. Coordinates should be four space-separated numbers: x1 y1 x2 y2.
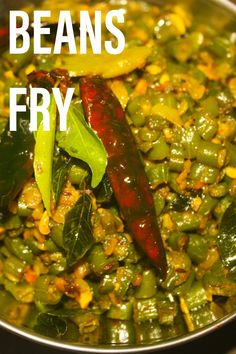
27 69 70 96
79 76 167 278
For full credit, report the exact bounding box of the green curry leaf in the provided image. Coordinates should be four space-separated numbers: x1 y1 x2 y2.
217 203 236 269
63 193 94 267
33 94 57 215
0 110 34 210
95 174 114 204
52 148 71 208
34 313 67 338
56 102 107 188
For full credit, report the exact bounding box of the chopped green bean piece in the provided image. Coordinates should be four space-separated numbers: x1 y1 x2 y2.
133 297 159 322
184 281 208 310
4 237 34 264
35 275 62 305
3 279 34 303
106 303 133 320
187 234 208 264
3 256 26 282
153 191 165 216
195 114 218 141
102 319 136 344
88 244 118 276
196 141 226 168
168 232 188 251
148 136 170 161
190 304 217 329
156 292 177 325
169 143 185 172
198 195 218 216
146 163 170 188
135 269 157 299
171 211 202 232
68 165 89 186
190 162 219 184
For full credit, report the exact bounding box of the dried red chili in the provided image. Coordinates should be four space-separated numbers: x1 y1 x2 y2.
79 76 167 278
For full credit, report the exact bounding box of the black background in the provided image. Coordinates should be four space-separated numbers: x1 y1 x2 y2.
0 318 235 354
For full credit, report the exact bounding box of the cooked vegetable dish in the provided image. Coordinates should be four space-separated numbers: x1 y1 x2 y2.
0 0 236 345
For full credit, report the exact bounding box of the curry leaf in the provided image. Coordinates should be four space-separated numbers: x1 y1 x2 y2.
217 203 236 269
33 95 57 215
0 109 34 210
63 193 94 266
52 147 71 207
56 102 107 188
34 313 67 338
95 174 114 204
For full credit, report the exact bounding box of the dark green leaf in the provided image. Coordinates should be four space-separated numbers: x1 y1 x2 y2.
56 102 107 188
63 193 94 266
34 313 67 338
0 109 34 210
52 147 71 207
217 203 236 269
95 174 114 204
